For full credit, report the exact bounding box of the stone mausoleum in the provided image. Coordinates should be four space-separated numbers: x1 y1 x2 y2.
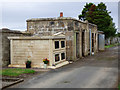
26 12 98 61
8 32 69 69
7 12 100 68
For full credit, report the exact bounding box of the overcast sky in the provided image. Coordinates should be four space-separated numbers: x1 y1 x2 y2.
0 1 119 31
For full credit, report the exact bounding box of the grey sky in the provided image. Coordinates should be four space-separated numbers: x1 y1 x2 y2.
1 2 118 31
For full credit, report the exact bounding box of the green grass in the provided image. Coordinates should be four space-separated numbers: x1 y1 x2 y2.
105 44 115 48
0 68 35 76
105 43 120 48
118 83 120 90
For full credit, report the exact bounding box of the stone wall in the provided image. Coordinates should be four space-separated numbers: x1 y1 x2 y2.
11 39 49 67
0 29 2 67
65 31 74 60
27 19 74 35
27 17 98 61
8 36 66 68
105 37 120 45
1 28 31 67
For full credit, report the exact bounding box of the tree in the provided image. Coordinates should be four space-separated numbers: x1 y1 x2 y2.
79 3 94 21
78 2 116 38
117 33 120 37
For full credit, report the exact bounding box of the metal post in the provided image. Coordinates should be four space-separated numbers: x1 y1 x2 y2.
89 29 91 56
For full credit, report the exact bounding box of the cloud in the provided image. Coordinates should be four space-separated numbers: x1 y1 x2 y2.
1 0 119 2
1 2 118 30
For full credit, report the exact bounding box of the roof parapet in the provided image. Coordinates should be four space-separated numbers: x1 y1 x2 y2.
26 17 97 27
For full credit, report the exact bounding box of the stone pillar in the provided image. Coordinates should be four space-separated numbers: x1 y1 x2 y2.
10 39 13 65
84 30 88 56
73 32 76 61
79 31 82 58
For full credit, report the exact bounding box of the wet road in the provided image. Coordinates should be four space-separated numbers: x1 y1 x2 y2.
16 46 118 88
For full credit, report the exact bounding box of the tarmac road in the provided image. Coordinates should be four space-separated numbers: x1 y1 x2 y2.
15 46 118 88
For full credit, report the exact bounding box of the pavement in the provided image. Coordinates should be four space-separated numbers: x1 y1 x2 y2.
12 46 118 88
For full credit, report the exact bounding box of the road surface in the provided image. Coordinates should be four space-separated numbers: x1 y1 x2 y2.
16 46 118 88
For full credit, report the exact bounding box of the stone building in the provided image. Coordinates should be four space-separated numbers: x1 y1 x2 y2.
8 33 68 69
0 28 31 66
26 12 98 61
105 37 120 45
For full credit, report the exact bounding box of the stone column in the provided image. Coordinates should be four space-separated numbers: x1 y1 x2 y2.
79 31 82 58
49 39 53 66
72 31 77 61
10 39 13 65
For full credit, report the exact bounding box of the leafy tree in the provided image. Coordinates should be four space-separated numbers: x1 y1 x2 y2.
116 33 120 37
78 2 116 38
79 3 94 21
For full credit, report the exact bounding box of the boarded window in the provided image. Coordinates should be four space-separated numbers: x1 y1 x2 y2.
55 41 59 49
55 54 60 62
61 53 65 60
61 41 65 48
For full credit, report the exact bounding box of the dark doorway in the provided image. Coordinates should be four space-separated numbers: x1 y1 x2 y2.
92 33 94 52
98 34 99 50
76 32 80 58
82 30 85 57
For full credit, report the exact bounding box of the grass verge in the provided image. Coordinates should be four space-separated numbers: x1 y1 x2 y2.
0 68 35 76
105 43 120 48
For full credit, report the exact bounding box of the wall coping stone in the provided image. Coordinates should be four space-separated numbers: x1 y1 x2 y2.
0 28 22 34
98 31 104 34
26 17 97 27
8 36 66 40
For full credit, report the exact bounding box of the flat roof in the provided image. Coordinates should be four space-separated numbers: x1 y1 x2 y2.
26 17 97 27
98 31 104 34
